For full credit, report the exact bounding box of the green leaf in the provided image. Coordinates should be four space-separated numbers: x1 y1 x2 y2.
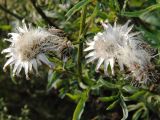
88 2 99 21
65 0 92 20
66 93 80 101
120 94 128 120
47 70 56 91
126 91 146 100
114 0 120 11
99 79 120 89
0 25 12 31
72 90 89 120
106 99 119 110
127 103 143 112
121 3 160 17
109 0 120 11
139 10 160 27
141 107 149 119
99 95 118 102
122 85 139 94
83 70 96 86
128 0 145 7
91 81 103 90
47 70 63 91
109 0 114 9
132 108 143 120
97 11 108 19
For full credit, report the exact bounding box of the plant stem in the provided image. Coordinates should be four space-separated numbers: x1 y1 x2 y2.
0 4 23 20
30 0 58 28
77 6 87 84
0 4 36 26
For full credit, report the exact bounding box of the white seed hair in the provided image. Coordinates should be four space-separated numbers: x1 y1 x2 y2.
2 20 68 79
84 20 153 83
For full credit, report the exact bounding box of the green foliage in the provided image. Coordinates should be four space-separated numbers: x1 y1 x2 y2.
72 90 89 120
0 0 160 120
121 3 160 17
65 0 92 20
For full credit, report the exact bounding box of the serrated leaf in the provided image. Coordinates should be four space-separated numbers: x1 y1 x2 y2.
72 90 89 120
65 0 92 20
121 3 160 17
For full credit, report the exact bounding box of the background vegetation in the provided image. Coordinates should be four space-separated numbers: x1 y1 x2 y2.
0 0 160 120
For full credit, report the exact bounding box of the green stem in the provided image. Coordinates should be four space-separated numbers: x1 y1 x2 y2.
77 6 87 83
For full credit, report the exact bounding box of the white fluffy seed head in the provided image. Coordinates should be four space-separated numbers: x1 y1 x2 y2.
2 21 69 79
13 29 50 61
84 20 154 84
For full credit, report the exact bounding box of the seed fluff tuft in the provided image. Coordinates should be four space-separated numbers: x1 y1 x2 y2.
84 20 155 84
2 20 70 79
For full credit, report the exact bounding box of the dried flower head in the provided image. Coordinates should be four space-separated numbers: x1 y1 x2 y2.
84 20 154 84
2 21 70 79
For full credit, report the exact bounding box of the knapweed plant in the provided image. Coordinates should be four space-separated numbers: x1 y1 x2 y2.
1 0 160 120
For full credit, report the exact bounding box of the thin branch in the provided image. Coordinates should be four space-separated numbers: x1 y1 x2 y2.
77 6 87 84
30 0 58 28
4 0 9 24
0 4 36 26
0 4 23 20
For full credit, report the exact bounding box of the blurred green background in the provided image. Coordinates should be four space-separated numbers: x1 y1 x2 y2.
0 0 160 120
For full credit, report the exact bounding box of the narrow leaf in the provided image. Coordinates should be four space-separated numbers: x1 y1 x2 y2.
121 3 160 17
120 94 128 120
91 81 103 90
122 85 139 94
127 103 143 112
114 0 120 11
66 0 92 20
97 11 108 19
66 93 80 101
100 79 120 89
127 91 146 100
106 99 119 110
132 108 143 120
99 95 118 102
72 90 89 120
